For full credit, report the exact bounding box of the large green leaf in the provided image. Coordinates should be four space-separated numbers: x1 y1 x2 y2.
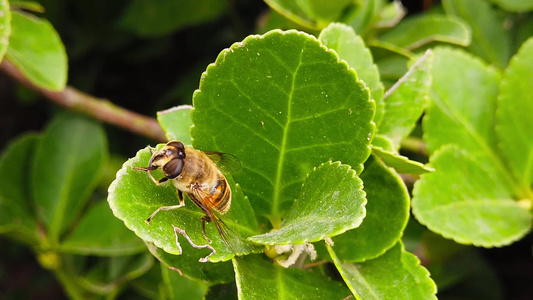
157 105 193 145
378 14 471 50
6 11 67 91
319 23 385 126
161 265 209 300
248 161 366 245
59 201 145 256
424 47 500 154
412 146 532 247
148 243 235 284
443 0 511 69
496 37 533 192
328 241 437 300
118 0 227 37
484 0 533 12
0 0 10 63
0 134 39 245
191 30 374 225
78 253 153 295
423 47 521 194
108 147 261 262
378 50 433 149
233 254 351 299
264 0 358 30
331 155 409 262
32 113 107 244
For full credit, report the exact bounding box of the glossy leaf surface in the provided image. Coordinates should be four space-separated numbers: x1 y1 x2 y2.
378 50 432 149
496 37 533 190
328 241 437 299
148 243 235 284
248 161 365 245
191 30 374 223
6 11 67 91
423 48 508 181
413 146 531 247
331 155 409 262
161 265 209 300
319 23 384 126
233 254 351 300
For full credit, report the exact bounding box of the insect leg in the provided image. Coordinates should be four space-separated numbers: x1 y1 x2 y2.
201 215 213 243
146 190 185 224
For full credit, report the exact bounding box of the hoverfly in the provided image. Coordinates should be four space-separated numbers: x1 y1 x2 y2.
133 141 241 247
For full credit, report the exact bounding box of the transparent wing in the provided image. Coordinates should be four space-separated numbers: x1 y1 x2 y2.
204 152 242 175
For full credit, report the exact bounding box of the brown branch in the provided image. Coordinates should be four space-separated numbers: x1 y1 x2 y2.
1 60 167 142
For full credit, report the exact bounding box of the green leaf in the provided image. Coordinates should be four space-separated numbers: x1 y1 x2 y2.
148 243 235 284
0 0 10 63
319 23 385 126
330 155 410 262
191 30 374 224
424 47 500 154
248 161 366 245
0 134 38 244
412 146 532 247
157 105 193 145
372 146 433 174
378 14 471 50
233 254 351 299
264 0 358 30
161 265 209 300
375 0 406 28
423 47 520 194
328 241 437 300
443 0 511 69
78 253 154 295
349 0 384 36
10 1 45 13
378 50 433 149
484 0 533 12
118 0 227 37
108 147 261 263
6 11 67 91
59 201 145 256
496 37 533 192
32 113 107 244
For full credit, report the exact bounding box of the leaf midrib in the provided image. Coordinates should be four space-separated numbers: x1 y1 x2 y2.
271 43 305 222
431 92 520 195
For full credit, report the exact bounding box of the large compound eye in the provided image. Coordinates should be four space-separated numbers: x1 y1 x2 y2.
167 141 186 159
163 158 184 179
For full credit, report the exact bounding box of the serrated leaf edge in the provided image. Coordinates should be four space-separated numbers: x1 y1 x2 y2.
412 144 531 247
247 160 366 245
